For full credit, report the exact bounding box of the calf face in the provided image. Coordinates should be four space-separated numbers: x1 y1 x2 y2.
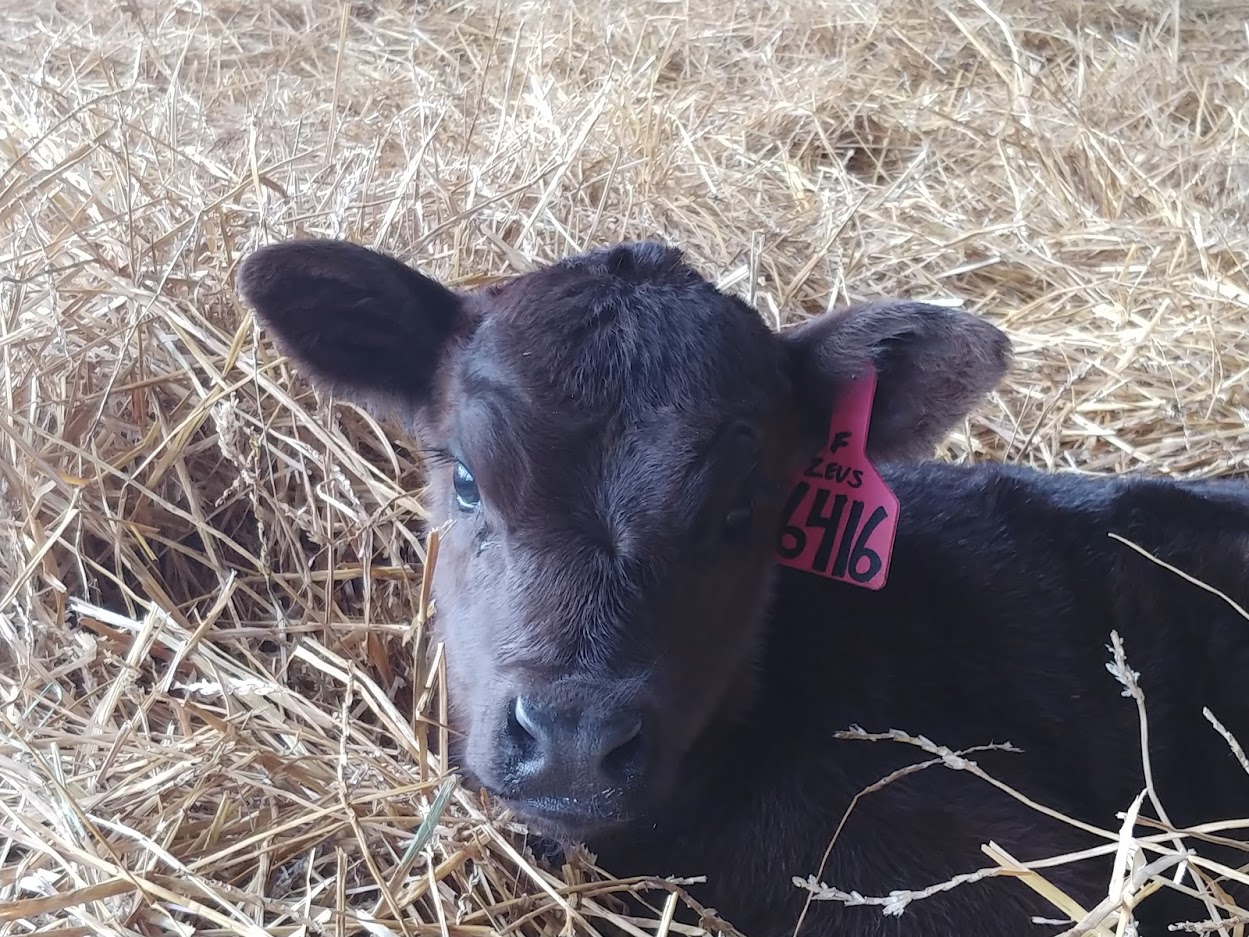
236 239 1010 842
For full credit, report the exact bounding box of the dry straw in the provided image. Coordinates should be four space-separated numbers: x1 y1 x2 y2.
2 0 1248 934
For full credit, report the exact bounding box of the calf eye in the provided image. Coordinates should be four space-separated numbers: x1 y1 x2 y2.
723 503 753 536
452 461 480 511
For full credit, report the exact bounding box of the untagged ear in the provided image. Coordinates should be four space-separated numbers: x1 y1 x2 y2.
779 299 1012 461
236 238 470 418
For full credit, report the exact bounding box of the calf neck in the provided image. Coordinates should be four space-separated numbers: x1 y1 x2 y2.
238 239 1249 936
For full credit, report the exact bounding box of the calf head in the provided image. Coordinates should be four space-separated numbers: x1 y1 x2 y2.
237 238 1010 842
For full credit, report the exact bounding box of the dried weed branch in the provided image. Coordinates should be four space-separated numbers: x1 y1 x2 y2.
794 620 1249 935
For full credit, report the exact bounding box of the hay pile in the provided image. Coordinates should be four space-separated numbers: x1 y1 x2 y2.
2 0 1248 934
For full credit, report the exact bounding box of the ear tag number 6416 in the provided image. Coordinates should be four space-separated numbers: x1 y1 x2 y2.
776 366 900 591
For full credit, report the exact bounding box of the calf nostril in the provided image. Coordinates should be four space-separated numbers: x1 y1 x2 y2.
511 695 541 741
601 714 644 776
613 714 642 751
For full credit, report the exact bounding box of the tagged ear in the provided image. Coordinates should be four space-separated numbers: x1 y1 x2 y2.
779 300 1012 461
236 239 469 416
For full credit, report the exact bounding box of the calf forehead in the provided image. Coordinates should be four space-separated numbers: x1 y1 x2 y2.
465 242 782 416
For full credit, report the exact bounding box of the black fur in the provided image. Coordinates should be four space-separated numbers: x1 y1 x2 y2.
592 461 1249 936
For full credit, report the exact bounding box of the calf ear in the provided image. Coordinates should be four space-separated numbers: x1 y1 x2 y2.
236 239 469 421
779 300 1012 461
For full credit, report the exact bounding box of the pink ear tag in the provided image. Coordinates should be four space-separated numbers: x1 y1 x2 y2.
776 366 899 590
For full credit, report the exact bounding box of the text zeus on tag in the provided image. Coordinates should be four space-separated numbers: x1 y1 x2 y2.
801 430 863 488
779 430 890 583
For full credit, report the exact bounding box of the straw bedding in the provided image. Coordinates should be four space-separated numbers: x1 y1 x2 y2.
2 0 1248 934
